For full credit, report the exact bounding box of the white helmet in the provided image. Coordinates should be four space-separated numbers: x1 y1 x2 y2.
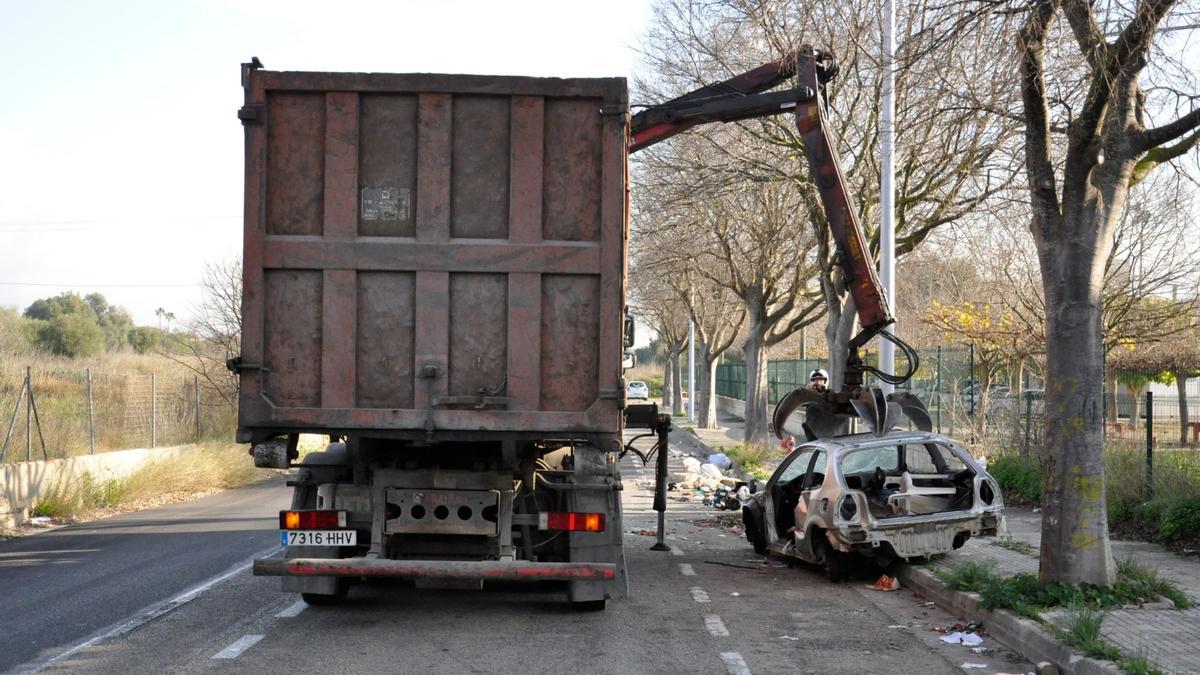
810 368 829 382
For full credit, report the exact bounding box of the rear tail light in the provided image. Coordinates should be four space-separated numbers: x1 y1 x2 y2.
539 512 605 532
279 510 346 530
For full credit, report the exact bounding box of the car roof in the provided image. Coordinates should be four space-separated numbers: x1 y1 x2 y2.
802 430 958 455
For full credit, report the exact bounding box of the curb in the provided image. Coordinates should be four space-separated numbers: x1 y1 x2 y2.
895 563 1124 675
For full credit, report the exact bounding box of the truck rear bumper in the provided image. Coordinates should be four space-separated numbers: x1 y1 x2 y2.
254 557 616 582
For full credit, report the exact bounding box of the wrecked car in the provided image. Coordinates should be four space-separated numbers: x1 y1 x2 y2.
741 430 1005 580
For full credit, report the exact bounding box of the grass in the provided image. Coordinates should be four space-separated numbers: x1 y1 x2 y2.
936 556 1191 619
990 536 1037 555
934 559 1175 673
936 560 997 591
719 443 781 481
0 351 237 462
1061 604 1120 661
987 448 1200 549
29 442 262 520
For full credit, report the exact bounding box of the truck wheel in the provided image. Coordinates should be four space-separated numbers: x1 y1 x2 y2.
571 598 606 612
302 582 348 606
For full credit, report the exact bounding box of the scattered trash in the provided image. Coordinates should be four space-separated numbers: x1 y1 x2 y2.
886 625 909 629
1032 508 1041 513
920 601 936 608
866 575 900 591
704 560 761 571
629 529 657 537
700 463 724 479
29 517 53 527
777 635 800 641
969 647 994 655
959 664 988 670
940 632 984 647
682 457 702 473
729 592 740 596
707 452 732 469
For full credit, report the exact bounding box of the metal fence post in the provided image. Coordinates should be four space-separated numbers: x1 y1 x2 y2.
87 368 95 454
194 376 201 440
26 366 32 461
968 342 976 417
1022 391 1033 457
1146 390 1153 499
936 346 942 434
151 373 157 449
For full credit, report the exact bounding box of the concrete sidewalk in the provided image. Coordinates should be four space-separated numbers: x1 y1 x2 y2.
679 408 1200 674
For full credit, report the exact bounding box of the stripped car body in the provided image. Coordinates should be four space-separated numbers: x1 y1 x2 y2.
742 430 1004 579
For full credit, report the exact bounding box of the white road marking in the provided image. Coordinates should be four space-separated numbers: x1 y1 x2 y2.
704 614 730 636
679 563 695 576
212 634 264 659
720 651 753 675
670 545 684 556
275 600 307 618
26 545 279 672
689 586 711 603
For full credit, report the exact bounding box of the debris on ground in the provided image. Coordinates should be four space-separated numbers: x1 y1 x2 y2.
777 635 800 641
969 647 994 655
866 574 900 591
704 560 762 571
959 663 987 670
707 452 732 469
629 529 657 537
939 632 984 647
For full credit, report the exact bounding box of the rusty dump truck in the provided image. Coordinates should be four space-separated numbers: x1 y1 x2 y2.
234 60 636 609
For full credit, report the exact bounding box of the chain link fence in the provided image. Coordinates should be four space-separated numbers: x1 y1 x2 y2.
715 347 1200 456
0 365 236 463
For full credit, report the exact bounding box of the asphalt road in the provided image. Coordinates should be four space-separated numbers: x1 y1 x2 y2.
3 442 1032 674
0 479 289 673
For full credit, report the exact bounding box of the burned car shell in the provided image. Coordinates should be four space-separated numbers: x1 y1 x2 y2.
743 430 1004 575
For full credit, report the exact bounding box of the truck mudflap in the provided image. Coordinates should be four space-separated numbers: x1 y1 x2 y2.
254 557 617 582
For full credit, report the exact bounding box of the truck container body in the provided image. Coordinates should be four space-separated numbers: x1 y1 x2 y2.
235 62 631 607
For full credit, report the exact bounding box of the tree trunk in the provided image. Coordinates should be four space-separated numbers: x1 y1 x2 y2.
662 352 674 409
671 353 684 417
1176 372 1190 447
742 316 770 447
1036 220 1116 585
1126 384 1141 430
697 340 718 429
824 295 856 390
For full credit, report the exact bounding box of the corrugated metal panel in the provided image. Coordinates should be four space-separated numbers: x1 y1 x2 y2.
236 68 628 441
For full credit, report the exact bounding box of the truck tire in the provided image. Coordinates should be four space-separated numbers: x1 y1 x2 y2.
571 598 606 612
289 446 351 605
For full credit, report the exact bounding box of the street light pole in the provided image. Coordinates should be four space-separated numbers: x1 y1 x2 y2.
879 0 897 393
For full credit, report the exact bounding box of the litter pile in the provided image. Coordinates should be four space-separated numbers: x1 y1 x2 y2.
668 455 750 510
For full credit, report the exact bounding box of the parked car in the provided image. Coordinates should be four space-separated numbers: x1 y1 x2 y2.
742 430 1004 580
626 380 649 400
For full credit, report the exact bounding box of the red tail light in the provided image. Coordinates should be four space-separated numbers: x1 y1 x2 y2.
279 510 346 530
539 512 605 532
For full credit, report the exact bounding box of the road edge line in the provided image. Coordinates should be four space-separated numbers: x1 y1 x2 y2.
18 544 280 673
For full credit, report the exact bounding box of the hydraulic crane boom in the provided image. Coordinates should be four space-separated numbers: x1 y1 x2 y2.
629 45 927 439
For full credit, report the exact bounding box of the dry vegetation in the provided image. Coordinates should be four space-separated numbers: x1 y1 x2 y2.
19 442 267 526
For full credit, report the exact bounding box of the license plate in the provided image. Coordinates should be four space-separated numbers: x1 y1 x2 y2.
281 530 357 547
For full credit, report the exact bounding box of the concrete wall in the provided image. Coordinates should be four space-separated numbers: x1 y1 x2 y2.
716 395 808 438
1 444 207 528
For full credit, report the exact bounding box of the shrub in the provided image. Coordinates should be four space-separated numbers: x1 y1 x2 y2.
641 373 664 398
1159 496 1200 545
988 452 1041 504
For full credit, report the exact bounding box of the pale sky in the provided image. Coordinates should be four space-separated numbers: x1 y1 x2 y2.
0 0 653 326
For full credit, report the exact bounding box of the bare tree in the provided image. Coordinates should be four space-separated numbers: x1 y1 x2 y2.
160 258 242 405
1011 0 1200 584
635 0 1022 421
